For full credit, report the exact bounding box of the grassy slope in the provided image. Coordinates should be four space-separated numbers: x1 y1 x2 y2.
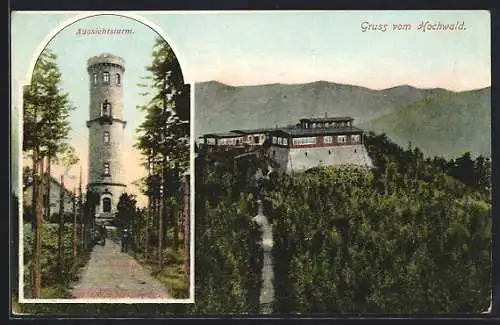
362 87 491 159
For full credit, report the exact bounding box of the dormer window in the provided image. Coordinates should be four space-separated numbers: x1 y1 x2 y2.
103 162 110 176
93 73 98 85
103 72 110 84
116 73 121 85
101 100 112 117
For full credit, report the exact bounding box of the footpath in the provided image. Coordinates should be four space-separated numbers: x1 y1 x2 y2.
71 239 169 299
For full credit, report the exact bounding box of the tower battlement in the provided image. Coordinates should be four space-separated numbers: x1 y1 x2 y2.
87 53 125 71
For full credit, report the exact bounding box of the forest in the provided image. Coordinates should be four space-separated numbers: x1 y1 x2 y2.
266 132 491 313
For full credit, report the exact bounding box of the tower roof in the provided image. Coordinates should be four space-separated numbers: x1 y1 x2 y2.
87 53 125 69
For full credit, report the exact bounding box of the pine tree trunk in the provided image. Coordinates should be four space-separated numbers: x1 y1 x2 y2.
158 191 164 269
145 155 151 260
45 154 51 220
82 207 87 250
72 189 77 262
58 175 65 278
31 153 43 298
78 169 84 252
31 151 37 232
183 173 190 278
173 206 179 250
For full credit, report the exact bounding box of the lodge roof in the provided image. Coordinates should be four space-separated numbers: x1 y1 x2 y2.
203 132 243 138
269 126 364 137
230 128 277 134
299 116 354 123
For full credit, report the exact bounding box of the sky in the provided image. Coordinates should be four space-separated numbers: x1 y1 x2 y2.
11 10 491 205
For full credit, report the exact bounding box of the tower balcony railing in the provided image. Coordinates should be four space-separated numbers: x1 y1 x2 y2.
98 115 113 125
86 116 127 128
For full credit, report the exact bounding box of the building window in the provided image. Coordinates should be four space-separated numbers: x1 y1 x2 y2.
351 134 360 143
102 197 111 213
337 135 347 144
93 73 98 85
292 137 317 146
101 100 112 117
116 73 121 85
272 150 276 158
104 131 110 143
283 138 288 146
312 123 317 128
278 137 283 145
254 136 260 144
272 136 277 144
103 72 110 83
103 162 110 176
323 136 333 144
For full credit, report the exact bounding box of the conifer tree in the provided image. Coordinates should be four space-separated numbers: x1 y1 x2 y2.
22 48 77 297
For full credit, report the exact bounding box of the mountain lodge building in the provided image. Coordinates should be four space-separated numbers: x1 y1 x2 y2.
199 116 373 173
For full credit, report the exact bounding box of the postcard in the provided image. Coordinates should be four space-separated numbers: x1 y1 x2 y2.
11 10 491 316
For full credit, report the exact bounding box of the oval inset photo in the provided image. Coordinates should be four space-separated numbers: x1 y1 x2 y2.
18 13 192 304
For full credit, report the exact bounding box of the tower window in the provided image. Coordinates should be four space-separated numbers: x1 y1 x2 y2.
104 131 110 143
102 197 111 213
116 73 121 85
93 73 97 85
103 72 110 83
101 100 112 117
103 162 110 176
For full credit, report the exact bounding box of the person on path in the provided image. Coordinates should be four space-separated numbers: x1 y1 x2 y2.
98 225 107 246
120 228 131 253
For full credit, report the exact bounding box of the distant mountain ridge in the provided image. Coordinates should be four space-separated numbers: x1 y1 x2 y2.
361 87 491 159
194 80 490 159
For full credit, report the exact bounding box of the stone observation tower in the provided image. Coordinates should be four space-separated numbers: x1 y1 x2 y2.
86 53 127 219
